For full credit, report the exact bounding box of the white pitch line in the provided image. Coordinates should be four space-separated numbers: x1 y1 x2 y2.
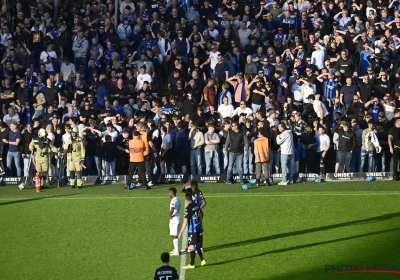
180 200 188 280
1 192 400 201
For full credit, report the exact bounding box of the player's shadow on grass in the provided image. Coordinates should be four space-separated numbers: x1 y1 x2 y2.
0 193 80 206
207 227 400 267
206 212 400 253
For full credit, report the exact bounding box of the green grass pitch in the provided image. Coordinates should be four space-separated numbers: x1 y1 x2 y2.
1 181 400 280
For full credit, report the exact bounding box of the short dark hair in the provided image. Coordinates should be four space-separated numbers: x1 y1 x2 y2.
191 180 198 190
160 252 170 263
169 187 177 195
258 127 266 137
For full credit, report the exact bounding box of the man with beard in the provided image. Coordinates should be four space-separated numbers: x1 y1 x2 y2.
116 128 131 175
348 95 366 120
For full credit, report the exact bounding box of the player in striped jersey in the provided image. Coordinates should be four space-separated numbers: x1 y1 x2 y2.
178 192 206 269
317 72 339 101
180 180 206 253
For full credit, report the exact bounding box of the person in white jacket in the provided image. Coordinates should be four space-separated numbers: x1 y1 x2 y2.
276 122 295 185
360 120 381 172
72 31 89 67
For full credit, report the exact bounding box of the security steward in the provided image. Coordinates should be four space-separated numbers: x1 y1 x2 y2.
252 127 271 187
63 127 86 188
29 128 58 188
125 131 151 190
137 122 153 186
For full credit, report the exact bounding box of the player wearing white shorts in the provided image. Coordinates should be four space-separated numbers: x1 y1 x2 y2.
169 187 181 256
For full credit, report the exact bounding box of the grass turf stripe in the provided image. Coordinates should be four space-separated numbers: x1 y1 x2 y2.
1 192 400 201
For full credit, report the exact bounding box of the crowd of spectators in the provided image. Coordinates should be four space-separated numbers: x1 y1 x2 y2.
1 0 400 183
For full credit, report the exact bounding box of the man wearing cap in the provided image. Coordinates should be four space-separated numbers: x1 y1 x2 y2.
125 131 151 190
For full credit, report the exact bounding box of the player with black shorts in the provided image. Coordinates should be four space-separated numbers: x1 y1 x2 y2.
178 192 206 269
180 180 207 253
154 252 179 280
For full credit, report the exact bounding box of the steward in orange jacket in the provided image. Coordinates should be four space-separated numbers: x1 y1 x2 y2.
252 127 271 187
125 131 151 190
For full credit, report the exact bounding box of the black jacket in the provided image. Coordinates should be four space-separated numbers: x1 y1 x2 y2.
20 130 33 155
225 129 249 154
333 126 356 152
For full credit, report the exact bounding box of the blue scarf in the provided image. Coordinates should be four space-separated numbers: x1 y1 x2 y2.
220 90 228 104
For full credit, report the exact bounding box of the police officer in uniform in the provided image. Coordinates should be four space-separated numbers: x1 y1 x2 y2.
29 128 58 188
63 127 86 188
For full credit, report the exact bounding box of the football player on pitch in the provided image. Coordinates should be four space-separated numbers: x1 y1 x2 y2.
153 252 179 280
168 187 181 256
178 192 206 269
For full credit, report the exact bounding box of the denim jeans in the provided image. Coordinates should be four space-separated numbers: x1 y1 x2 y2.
252 103 262 112
7 151 21 177
374 150 391 172
351 147 361 172
243 146 254 174
23 154 34 177
86 154 102 176
33 109 44 119
360 149 374 172
280 154 294 182
190 148 202 175
337 150 352 173
204 150 220 174
220 148 229 174
269 150 280 174
104 161 116 176
227 152 243 181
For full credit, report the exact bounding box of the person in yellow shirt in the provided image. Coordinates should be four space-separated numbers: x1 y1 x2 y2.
125 131 151 190
252 127 271 187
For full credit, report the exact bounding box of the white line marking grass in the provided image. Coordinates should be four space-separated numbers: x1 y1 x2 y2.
180 200 188 280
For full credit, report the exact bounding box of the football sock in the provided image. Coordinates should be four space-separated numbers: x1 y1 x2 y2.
190 250 195 265
173 238 179 252
197 248 204 261
199 234 203 248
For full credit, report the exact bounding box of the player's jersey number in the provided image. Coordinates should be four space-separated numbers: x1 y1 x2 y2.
158 276 173 280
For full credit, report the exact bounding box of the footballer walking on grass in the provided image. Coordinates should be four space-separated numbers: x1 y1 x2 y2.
168 187 181 256
178 192 206 269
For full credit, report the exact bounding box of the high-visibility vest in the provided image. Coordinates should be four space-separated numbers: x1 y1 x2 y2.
129 137 146 162
139 131 150 156
254 136 270 163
